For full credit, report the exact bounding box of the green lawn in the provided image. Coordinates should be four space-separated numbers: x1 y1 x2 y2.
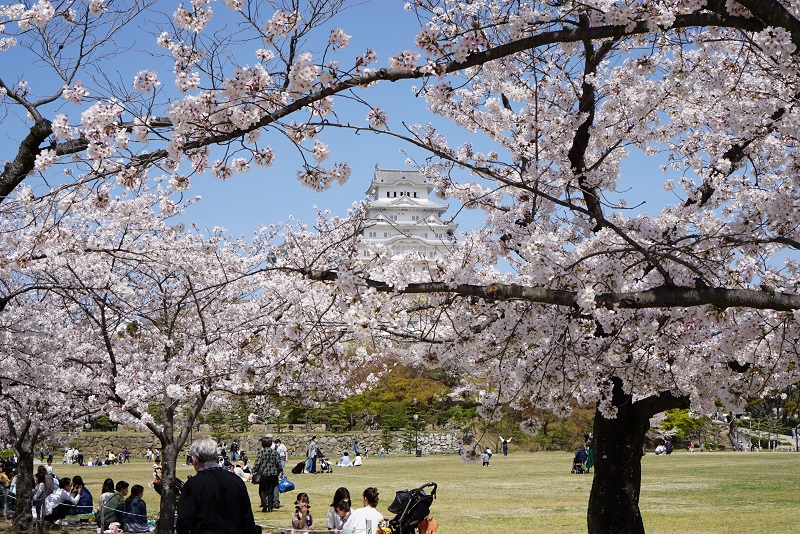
17 450 800 533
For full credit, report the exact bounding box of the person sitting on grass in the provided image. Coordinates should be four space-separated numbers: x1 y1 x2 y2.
43 477 81 524
337 452 352 467
97 480 128 529
67 475 93 516
341 487 382 534
123 484 154 532
326 487 351 532
291 492 315 532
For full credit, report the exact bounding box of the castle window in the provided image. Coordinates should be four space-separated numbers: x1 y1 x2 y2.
413 192 417 198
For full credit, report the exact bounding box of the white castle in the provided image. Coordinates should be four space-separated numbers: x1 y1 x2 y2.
358 168 457 265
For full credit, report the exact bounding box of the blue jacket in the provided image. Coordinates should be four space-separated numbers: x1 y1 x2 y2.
69 487 93 515
123 496 151 532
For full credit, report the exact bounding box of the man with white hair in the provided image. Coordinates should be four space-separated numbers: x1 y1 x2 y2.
176 437 259 534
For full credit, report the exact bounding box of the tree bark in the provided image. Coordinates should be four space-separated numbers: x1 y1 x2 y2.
587 380 689 534
155 440 179 534
11 447 35 531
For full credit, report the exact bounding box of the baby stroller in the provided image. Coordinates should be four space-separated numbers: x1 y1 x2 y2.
387 482 437 534
571 448 588 474
316 449 333 473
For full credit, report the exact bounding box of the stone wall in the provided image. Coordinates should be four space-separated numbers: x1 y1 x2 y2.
62 429 461 459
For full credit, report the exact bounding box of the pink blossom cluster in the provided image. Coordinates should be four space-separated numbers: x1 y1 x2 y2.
211 160 232 181
452 34 484 63
262 10 299 44
34 148 57 172
328 28 350 50
294 162 351 191
133 70 161 93
312 140 329 163
88 0 105 15
52 114 73 140
173 3 213 33
169 91 215 135
754 26 797 56
0 37 16 51
187 148 209 172
17 0 54 30
62 81 89 104
175 71 201 93
388 50 420 71
355 48 379 70
287 53 320 95
115 165 145 190
169 174 190 191
366 107 387 129
221 65 272 102
253 146 275 167
414 26 441 54
256 48 275 62
230 157 250 174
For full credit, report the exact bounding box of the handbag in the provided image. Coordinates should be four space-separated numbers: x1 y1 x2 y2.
278 475 294 493
251 472 261 484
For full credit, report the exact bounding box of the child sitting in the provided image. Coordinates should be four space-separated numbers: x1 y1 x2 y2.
291 492 315 532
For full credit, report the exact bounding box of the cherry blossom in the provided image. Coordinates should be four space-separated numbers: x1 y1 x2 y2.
328 28 350 50
133 70 161 93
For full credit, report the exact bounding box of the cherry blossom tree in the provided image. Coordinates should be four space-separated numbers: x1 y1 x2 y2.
25 197 263 532
5 1 800 533
19 188 364 533
0 296 96 530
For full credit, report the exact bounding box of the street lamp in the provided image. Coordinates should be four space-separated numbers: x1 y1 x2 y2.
413 414 420 457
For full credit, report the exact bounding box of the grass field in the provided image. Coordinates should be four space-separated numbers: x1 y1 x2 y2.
7 451 800 533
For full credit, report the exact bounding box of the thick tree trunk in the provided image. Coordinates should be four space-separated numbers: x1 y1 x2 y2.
587 389 649 534
587 379 689 534
155 441 179 534
11 448 35 531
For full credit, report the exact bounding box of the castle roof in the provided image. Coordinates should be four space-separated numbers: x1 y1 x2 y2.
365 168 434 194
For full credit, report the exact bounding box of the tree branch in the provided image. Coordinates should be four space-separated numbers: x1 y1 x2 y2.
292 268 800 311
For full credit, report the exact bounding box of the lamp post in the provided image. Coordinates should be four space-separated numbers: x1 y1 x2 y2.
414 414 420 457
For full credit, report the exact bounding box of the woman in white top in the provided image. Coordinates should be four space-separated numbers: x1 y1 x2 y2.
341 487 383 534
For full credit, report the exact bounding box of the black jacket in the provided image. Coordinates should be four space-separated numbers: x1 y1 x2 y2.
176 466 259 534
